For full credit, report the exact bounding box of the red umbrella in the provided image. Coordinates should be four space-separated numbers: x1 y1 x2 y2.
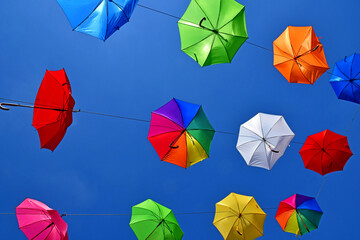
16 198 68 240
32 69 75 151
0 69 75 151
300 129 353 175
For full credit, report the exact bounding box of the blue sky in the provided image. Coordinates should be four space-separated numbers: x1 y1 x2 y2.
0 0 359 239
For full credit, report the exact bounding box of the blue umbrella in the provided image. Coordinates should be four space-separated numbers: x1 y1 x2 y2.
57 0 138 41
330 53 360 104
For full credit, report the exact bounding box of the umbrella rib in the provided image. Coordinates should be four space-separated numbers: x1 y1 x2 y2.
236 138 261 147
193 0 215 29
295 60 314 84
294 27 312 57
19 219 52 230
264 117 284 138
202 35 217 66
42 224 57 240
30 222 54 240
178 25 213 52
242 126 263 139
132 206 161 220
337 82 352 101
72 1 104 31
323 136 347 148
273 42 295 61
217 35 231 63
151 113 184 129
242 214 264 236
218 31 247 40
296 209 322 227
111 1 129 21
217 8 244 31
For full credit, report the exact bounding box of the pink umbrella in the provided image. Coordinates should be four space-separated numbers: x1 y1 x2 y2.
16 198 68 240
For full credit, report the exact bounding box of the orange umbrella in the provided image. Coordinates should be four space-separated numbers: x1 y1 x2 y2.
273 26 329 84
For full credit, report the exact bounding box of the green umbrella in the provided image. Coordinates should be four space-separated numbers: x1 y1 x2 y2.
178 0 248 67
130 199 184 240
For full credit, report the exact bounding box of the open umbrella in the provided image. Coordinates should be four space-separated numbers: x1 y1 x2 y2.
213 193 266 240
16 198 68 240
276 194 322 236
178 0 248 67
0 69 75 151
57 0 138 41
330 53 360 103
236 113 295 170
148 98 215 169
300 129 353 175
130 199 183 240
32 69 75 151
273 26 329 84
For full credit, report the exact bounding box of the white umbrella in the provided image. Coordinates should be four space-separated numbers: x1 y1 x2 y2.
236 113 295 170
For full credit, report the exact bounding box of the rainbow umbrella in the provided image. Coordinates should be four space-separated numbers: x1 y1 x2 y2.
148 98 215 169
275 194 323 236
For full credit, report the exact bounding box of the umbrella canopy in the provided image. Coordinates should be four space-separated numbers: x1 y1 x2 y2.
300 129 353 175
236 113 295 170
32 69 75 152
16 198 68 240
130 199 184 240
148 98 215 169
178 0 248 67
273 26 329 84
276 194 323 236
213 193 266 240
330 53 360 104
57 0 138 41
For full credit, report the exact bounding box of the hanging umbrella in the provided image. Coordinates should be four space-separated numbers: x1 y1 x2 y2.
300 129 353 175
273 26 329 84
148 98 215 169
213 193 266 240
330 53 360 103
178 0 248 67
32 69 75 151
236 113 295 170
57 0 138 41
276 194 323 236
16 198 68 240
0 69 75 151
130 199 184 240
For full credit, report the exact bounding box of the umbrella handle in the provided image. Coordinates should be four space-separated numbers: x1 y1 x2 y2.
199 17 206 28
236 225 242 235
0 103 10 110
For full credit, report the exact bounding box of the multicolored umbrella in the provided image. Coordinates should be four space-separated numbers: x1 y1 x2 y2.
236 113 295 170
178 0 248 67
130 199 184 240
330 53 360 103
213 193 266 240
16 198 68 240
57 0 138 40
148 98 215 168
33 69 75 151
273 26 329 84
276 194 323 236
300 129 353 175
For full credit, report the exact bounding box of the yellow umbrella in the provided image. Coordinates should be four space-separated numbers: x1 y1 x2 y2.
213 193 266 240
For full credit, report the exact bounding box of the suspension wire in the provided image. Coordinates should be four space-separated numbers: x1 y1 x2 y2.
345 105 360 135
316 175 328 199
0 208 278 217
79 110 150 123
137 4 181 20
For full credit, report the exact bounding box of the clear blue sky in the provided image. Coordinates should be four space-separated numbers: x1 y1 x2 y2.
0 0 359 239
